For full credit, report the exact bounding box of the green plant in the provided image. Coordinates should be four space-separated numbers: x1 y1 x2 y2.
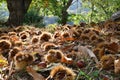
31 0 73 25
68 14 89 25
76 69 92 80
45 23 57 33
23 8 45 27
80 0 120 23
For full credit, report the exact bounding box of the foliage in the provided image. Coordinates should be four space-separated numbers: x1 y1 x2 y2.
68 0 120 24
80 0 120 23
31 0 73 24
0 0 4 3
0 0 120 25
23 8 45 27
68 14 89 24
45 23 58 33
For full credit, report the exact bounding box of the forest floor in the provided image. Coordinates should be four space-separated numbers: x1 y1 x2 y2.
0 20 120 80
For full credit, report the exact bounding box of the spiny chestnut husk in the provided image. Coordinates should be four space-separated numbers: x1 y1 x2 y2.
19 31 30 40
44 49 63 63
31 36 39 44
61 31 71 38
14 52 33 70
46 65 76 80
8 31 17 36
9 47 21 60
41 42 57 51
0 40 12 50
39 32 52 42
97 54 115 70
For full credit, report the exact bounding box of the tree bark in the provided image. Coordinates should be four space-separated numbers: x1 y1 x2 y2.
6 0 32 27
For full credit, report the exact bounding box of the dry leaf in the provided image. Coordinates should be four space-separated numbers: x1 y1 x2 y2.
110 37 119 43
26 66 45 80
61 44 74 51
0 59 8 67
0 55 8 67
61 56 73 64
107 42 119 52
77 46 98 64
86 47 99 64
114 59 120 74
63 37 76 41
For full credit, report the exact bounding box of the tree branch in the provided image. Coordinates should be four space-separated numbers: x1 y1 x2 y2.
96 2 108 17
64 0 73 11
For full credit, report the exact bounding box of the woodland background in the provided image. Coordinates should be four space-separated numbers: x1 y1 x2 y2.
0 0 120 27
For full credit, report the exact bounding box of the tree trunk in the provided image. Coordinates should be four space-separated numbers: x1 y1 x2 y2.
61 0 73 25
6 0 32 27
61 10 68 25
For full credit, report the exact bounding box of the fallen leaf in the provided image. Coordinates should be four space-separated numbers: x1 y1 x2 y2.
78 46 99 64
61 56 73 64
26 66 45 80
0 56 8 67
61 44 74 51
107 42 119 52
114 59 120 74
